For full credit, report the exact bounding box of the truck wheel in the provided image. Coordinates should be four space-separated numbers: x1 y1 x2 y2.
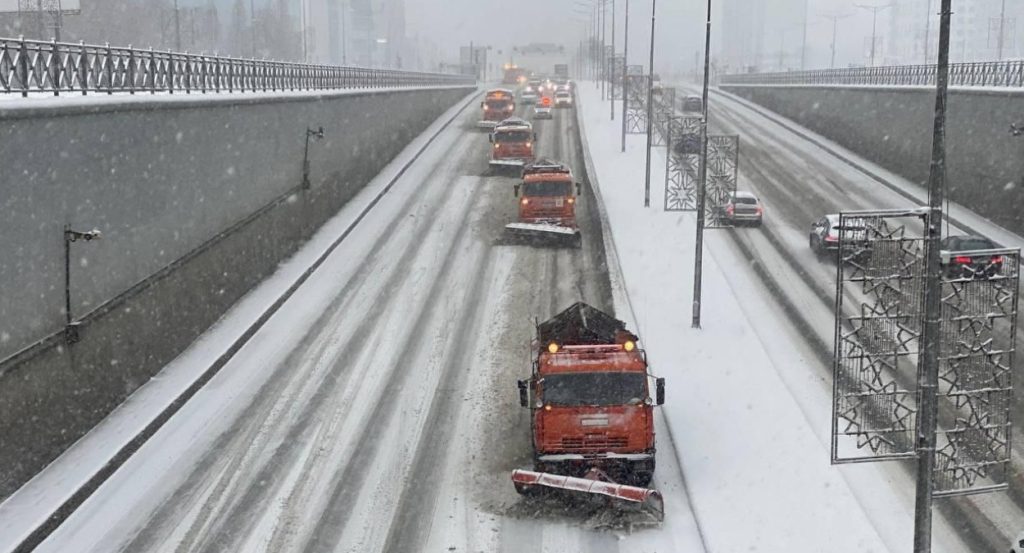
631 471 654 487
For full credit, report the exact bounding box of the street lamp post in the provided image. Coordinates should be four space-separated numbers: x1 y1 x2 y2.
692 0 712 328
642 0 656 208
820 12 854 69
64 226 102 344
855 3 893 67
914 1 951 551
610 0 616 121
621 0 629 152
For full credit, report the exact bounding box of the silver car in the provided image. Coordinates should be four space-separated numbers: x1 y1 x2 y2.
719 191 763 227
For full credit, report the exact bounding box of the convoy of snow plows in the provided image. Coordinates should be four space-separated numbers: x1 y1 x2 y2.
477 65 668 523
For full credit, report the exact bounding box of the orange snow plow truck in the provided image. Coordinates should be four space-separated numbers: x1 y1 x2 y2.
488 117 535 171
512 302 666 520
479 88 516 128
507 159 581 247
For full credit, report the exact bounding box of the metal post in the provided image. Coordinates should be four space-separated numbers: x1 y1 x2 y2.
856 4 892 67
642 0 656 208
174 0 181 51
800 0 808 70
924 0 932 63
830 16 838 69
341 0 347 65
621 0 629 152
998 0 1007 60
692 0 711 329
300 0 307 62
601 0 606 100
249 0 256 57
63 224 72 329
610 0 615 120
914 1 951 551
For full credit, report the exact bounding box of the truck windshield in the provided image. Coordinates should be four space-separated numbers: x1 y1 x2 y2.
523 181 571 197
486 99 511 109
495 131 531 143
543 372 647 407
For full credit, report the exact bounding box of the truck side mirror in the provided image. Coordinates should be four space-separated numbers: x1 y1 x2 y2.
533 132 538 141
480 101 484 108
517 379 529 407
488 134 493 143
514 184 520 197
656 378 665 405
575 182 582 196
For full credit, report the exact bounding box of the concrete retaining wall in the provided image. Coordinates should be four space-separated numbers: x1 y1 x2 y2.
0 86 474 497
720 84 1024 235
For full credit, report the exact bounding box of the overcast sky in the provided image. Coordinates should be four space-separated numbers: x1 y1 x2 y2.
405 0 1021 75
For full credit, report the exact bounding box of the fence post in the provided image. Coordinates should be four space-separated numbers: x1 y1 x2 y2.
17 36 29 97
79 40 87 95
128 44 135 95
50 39 60 96
106 43 114 95
168 50 174 94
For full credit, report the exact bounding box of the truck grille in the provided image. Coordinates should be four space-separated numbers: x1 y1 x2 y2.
560 436 629 450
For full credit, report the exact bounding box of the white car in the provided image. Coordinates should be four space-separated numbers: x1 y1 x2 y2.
554 91 573 108
533 103 553 119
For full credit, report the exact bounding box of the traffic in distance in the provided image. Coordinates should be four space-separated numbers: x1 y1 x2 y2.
480 65 665 520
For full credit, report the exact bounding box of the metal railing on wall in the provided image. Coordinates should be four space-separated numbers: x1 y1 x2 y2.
0 35 475 97
721 61 1024 88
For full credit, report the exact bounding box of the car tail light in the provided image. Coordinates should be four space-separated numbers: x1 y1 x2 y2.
953 256 973 264
725 204 734 216
992 255 1004 264
755 206 764 215
825 235 838 242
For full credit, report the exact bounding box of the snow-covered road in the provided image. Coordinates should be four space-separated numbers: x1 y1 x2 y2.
8 91 705 552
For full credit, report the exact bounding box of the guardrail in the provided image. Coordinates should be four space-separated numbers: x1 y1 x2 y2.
721 61 1024 88
0 36 475 97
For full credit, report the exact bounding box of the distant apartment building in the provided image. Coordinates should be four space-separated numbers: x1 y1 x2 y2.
304 0 407 67
887 0 1023 64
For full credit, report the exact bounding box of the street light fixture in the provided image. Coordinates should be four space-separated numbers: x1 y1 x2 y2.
854 2 893 67
64 226 102 344
641 0 657 207
303 126 325 190
692 0 712 328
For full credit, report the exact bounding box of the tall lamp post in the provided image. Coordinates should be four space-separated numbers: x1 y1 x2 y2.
610 0 616 121
621 0 630 152
820 12 854 69
692 0 712 328
855 2 893 67
641 0 657 208
914 0 952 551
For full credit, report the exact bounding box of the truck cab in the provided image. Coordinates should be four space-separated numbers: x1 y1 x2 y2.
514 160 578 229
489 118 536 169
517 303 665 485
480 88 516 128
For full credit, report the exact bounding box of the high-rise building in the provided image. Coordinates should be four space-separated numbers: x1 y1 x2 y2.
887 0 1023 64
305 0 406 67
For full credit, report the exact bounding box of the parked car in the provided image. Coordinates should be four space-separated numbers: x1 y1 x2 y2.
809 214 867 257
682 95 703 113
939 234 1003 279
717 191 763 226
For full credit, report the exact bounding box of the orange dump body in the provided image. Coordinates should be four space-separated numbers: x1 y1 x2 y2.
518 167 576 228
519 303 660 481
482 89 515 124
490 120 535 167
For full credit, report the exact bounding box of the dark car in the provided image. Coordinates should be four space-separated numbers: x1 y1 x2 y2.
716 191 763 226
939 235 1003 279
682 95 703 113
809 214 867 258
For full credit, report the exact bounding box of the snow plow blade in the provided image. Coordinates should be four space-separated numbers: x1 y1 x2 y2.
511 469 664 521
504 223 581 248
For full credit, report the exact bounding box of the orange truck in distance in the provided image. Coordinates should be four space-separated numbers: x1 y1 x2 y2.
503 63 528 85
506 159 581 247
488 117 535 171
479 88 516 128
512 302 665 520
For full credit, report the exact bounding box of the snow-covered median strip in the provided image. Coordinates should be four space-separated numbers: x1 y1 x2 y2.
576 84 971 553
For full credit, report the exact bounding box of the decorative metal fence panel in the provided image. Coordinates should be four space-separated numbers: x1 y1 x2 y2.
651 87 674 147
832 210 926 463
625 74 649 134
721 60 1024 88
0 36 473 97
610 55 625 100
664 116 701 211
703 135 739 228
934 248 1019 497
